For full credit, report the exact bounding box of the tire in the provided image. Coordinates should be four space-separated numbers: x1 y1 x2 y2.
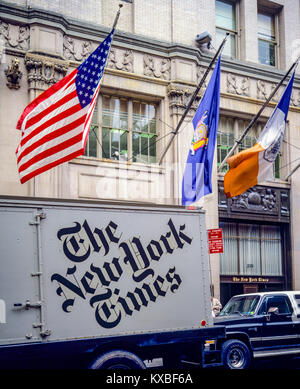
221 339 251 369
89 350 146 369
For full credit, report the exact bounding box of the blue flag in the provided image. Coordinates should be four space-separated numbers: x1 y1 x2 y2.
182 56 221 205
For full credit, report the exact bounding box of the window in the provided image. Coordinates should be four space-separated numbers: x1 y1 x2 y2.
258 11 277 66
258 295 292 315
217 117 235 173
85 95 158 163
220 222 283 277
219 295 260 316
215 0 238 59
217 115 282 178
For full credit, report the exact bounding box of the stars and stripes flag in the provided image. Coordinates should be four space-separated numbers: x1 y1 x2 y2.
16 29 114 184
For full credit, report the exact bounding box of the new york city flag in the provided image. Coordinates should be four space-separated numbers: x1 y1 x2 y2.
224 71 295 198
182 56 221 205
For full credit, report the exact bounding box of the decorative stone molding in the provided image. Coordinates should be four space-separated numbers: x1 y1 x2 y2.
196 66 208 89
257 80 282 103
63 35 94 62
291 89 300 107
256 79 300 107
25 52 68 91
0 21 29 51
227 73 250 96
167 83 201 116
4 57 22 89
218 181 290 221
143 54 170 80
107 47 133 73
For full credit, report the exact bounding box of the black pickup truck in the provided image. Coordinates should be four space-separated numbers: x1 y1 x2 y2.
214 291 300 369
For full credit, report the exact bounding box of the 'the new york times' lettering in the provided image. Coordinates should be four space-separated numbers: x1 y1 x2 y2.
51 218 192 328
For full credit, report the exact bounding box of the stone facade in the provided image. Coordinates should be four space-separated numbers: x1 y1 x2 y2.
0 0 300 299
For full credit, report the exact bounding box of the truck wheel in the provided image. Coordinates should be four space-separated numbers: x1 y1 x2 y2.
221 339 251 369
89 350 146 369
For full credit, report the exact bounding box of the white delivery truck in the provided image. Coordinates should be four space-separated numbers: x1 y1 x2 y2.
0 196 225 369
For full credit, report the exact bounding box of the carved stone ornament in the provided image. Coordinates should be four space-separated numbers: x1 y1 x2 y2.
257 79 268 100
231 187 278 214
25 53 69 91
143 54 170 80
167 83 201 116
196 66 208 89
291 89 300 107
63 35 94 62
227 73 250 96
107 47 133 72
0 21 30 51
4 57 22 89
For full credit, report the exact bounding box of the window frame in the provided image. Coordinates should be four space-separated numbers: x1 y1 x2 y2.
257 294 293 316
215 0 240 60
217 114 284 179
85 94 160 165
220 221 284 278
257 8 279 68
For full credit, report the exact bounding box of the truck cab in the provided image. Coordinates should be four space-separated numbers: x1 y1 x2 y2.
214 291 300 369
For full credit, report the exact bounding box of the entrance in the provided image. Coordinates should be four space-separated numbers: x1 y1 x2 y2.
243 284 258 294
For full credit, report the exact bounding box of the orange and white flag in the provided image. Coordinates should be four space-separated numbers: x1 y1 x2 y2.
224 72 295 198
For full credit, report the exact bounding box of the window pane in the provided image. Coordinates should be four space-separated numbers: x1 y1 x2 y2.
220 222 283 277
88 125 97 157
258 39 275 66
216 29 236 58
141 134 149 162
101 96 129 160
132 132 140 161
120 130 128 160
239 224 261 275
102 127 110 158
149 134 156 160
274 153 280 179
85 103 98 157
258 13 275 41
261 225 282 275
216 0 236 30
111 98 120 128
220 222 239 275
133 101 141 132
111 130 120 157
102 96 111 127
238 120 257 151
217 117 235 172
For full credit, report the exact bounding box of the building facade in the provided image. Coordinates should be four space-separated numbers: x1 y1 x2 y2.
0 0 300 305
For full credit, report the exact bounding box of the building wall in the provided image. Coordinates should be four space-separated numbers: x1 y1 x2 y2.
1 0 300 301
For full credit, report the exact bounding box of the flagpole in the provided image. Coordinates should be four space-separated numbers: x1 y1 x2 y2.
218 57 300 172
158 32 229 166
112 3 123 29
285 161 300 180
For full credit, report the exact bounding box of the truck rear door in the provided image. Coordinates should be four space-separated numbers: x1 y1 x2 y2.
0 206 46 345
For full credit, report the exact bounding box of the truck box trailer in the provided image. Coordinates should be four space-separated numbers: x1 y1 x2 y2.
0 196 225 369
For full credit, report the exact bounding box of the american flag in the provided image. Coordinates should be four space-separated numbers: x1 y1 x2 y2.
16 29 114 184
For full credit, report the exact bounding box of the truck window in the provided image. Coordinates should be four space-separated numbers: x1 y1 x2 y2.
219 295 260 316
258 295 293 315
